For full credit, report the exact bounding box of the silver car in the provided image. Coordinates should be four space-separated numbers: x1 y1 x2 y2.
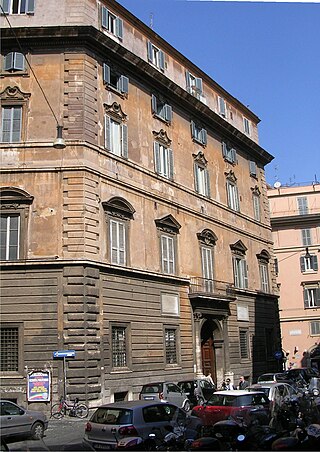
139 382 191 411
83 400 202 450
0 400 48 443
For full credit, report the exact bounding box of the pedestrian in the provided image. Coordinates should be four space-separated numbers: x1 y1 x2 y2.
238 375 249 389
205 372 214 386
225 378 234 390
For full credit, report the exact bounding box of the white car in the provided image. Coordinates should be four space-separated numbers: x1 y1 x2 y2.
246 382 297 413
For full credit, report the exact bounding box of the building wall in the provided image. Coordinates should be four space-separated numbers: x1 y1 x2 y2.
268 184 320 369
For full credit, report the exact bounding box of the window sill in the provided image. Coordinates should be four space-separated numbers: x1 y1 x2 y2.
104 84 127 99
152 113 170 125
110 368 132 374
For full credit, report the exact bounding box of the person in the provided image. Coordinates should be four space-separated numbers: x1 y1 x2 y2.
238 375 249 389
205 372 214 386
225 378 234 390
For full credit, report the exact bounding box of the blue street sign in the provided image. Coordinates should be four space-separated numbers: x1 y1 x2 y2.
53 350 76 359
274 351 283 360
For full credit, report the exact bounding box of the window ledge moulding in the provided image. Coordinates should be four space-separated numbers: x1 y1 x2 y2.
270 213 320 227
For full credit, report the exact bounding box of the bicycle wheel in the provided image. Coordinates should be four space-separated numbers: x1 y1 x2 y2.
51 403 64 419
75 403 89 418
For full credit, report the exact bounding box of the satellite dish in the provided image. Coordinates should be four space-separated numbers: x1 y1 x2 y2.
274 181 282 189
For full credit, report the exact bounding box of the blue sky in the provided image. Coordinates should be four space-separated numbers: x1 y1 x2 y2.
117 0 320 187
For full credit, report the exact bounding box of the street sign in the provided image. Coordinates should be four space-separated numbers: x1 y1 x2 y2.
274 351 283 360
53 350 76 359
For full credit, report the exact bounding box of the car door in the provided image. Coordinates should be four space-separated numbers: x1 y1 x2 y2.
200 380 215 401
165 383 184 407
0 401 30 438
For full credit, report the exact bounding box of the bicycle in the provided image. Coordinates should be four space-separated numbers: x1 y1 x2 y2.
51 397 89 419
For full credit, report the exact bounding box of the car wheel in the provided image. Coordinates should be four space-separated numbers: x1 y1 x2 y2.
31 421 45 440
183 400 191 412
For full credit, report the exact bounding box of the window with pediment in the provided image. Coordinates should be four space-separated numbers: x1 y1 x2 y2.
153 129 173 180
104 102 128 158
155 215 181 275
1 86 30 143
197 229 217 292
231 240 248 289
257 249 271 293
251 185 261 221
193 151 210 197
225 170 240 212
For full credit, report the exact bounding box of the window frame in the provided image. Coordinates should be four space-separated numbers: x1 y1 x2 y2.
101 6 123 40
1 105 23 143
303 285 320 309
300 254 318 272
233 256 248 289
297 197 308 215
218 96 227 118
164 326 179 366
239 328 249 359
191 120 207 146
194 162 210 197
151 95 172 123
147 41 165 71
0 323 23 376
301 228 312 246
186 71 203 100
222 142 237 164
111 323 131 370
103 63 129 96
2 52 26 73
252 193 261 222
2 0 35 14
259 262 270 293
226 180 240 212
310 321 320 336
243 117 251 135
154 142 174 180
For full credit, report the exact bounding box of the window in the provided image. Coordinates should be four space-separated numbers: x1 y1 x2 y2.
303 286 320 308
165 328 177 364
218 97 227 117
239 328 249 359
231 240 248 289
155 215 181 276
104 102 128 157
147 41 165 71
226 179 240 211
0 187 33 261
310 321 320 336
252 193 261 221
194 163 210 197
259 263 270 292
222 142 237 164
0 325 20 372
103 64 128 95
151 95 172 123
249 161 257 177
201 246 214 292
1 105 22 143
297 197 308 215
3 52 25 72
154 142 174 180
186 71 203 100
112 325 128 368
2 0 34 14
191 121 207 146
301 229 312 246
243 117 251 135
101 6 123 39
102 197 135 267
300 254 318 272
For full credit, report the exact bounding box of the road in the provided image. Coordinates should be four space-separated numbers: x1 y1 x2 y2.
7 415 92 451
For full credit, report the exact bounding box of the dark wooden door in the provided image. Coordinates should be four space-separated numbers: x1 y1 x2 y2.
201 337 216 384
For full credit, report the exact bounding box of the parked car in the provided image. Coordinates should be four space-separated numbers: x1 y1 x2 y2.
256 373 284 384
246 382 297 415
0 400 48 444
139 382 191 411
83 400 202 450
277 367 320 386
191 390 270 426
177 379 216 407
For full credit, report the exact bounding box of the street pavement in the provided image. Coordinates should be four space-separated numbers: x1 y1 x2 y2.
7 414 93 451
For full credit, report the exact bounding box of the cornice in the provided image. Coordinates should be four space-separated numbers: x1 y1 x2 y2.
270 213 320 227
1 25 273 165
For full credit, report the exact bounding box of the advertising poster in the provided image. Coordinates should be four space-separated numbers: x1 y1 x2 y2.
27 370 51 402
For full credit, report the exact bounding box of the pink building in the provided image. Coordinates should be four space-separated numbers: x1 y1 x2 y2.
268 183 320 370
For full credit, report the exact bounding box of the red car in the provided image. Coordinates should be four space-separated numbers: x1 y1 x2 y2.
191 390 270 425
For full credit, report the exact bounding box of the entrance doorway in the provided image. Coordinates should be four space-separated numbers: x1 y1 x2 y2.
201 319 219 385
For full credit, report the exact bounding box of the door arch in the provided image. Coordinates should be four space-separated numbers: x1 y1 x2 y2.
200 319 223 386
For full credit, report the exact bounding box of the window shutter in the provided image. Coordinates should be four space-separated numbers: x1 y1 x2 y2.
101 6 108 28
2 0 10 13
14 52 25 71
231 148 237 163
185 71 191 92
161 235 168 273
222 142 227 158
303 288 309 308
116 17 123 39
219 97 226 116
194 163 199 193
300 256 306 272
168 236 175 274
26 0 35 13
202 128 207 145
121 124 128 158
11 106 22 142
159 50 165 71
164 104 172 122
147 41 153 62
154 142 161 174
151 94 157 114
168 148 174 180
235 185 240 211
312 255 318 271
104 116 111 150
4 53 14 71
110 220 118 264
191 120 196 139
103 63 110 84
120 75 129 94
243 260 248 288
316 288 320 307
233 257 239 288
205 169 210 197
249 160 256 176
195 77 203 94
118 222 126 265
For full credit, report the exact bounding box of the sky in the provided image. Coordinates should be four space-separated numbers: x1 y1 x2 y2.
116 0 320 187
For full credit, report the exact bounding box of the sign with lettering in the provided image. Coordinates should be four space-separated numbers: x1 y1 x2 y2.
53 350 76 358
27 371 51 402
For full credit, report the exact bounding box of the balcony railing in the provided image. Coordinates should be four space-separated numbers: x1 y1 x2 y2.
189 277 235 297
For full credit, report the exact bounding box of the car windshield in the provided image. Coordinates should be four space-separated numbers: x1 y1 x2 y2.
207 393 268 407
141 384 163 393
258 374 274 382
90 407 133 425
248 387 270 397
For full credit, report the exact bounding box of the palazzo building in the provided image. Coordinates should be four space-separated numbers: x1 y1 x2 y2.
1 0 281 409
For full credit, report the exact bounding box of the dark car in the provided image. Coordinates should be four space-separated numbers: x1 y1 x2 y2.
192 390 270 426
178 379 216 407
277 367 320 386
83 400 202 450
0 400 48 444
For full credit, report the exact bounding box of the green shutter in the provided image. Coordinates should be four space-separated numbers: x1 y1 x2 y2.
101 6 108 28
105 116 111 150
151 94 157 114
2 0 10 14
300 256 306 272
103 63 110 84
164 104 172 122
154 142 161 174
120 75 129 93
147 41 153 62
26 0 35 13
313 256 318 271
116 17 123 39
168 148 174 180
159 50 165 71
121 124 128 158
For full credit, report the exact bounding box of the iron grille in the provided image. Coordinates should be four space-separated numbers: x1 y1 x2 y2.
0 327 19 371
112 326 127 367
165 329 177 364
